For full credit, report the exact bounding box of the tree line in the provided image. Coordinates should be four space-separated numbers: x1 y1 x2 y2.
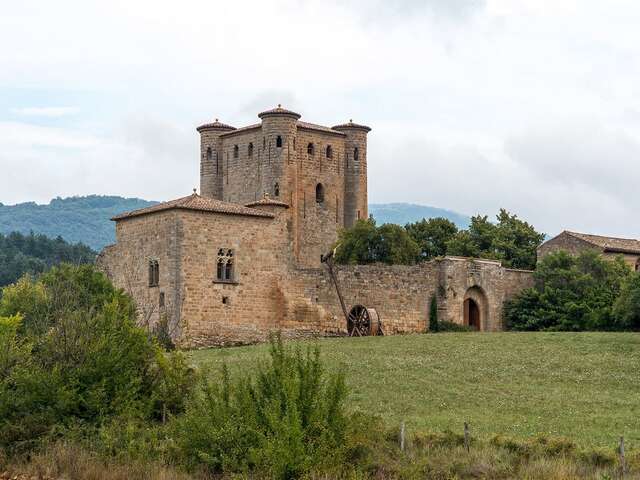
335 208 545 271
0 231 96 287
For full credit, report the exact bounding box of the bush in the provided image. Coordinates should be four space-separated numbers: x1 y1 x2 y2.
0 264 194 454
438 321 474 332
172 334 348 478
612 272 640 331
505 250 633 331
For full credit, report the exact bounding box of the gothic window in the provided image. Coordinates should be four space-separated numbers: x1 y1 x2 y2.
354 147 359 161
276 135 283 148
233 145 239 158
148 260 159 287
326 145 333 159
248 142 254 157
315 183 324 204
216 248 235 282
274 183 280 197
307 143 314 155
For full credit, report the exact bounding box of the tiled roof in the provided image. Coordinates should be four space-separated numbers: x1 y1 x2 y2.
297 121 346 136
245 196 289 208
196 119 236 132
219 123 261 137
332 120 372 132
258 105 301 119
111 193 275 221
565 231 640 254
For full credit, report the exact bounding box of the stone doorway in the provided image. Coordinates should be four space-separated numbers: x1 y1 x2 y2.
462 286 488 331
464 298 481 330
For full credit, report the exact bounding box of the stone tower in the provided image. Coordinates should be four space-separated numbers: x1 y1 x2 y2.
197 120 236 199
333 121 371 227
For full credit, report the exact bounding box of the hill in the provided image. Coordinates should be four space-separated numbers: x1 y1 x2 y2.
190 332 640 448
0 231 95 287
369 202 470 228
0 196 157 251
0 196 469 251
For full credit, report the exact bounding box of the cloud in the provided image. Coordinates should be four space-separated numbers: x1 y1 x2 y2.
11 106 80 117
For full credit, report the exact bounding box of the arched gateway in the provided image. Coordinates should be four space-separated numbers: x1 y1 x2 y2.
463 286 488 331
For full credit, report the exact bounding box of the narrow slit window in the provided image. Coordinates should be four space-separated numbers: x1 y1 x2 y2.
354 147 359 161
206 147 212 161
274 183 280 197
233 145 239 158
307 143 314 155
326 145 333 159
276 136 282 148
248 142 254 157
148 260 159 287
315 183 324 204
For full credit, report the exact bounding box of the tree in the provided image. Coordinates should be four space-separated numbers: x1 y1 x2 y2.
612 273 640 331
405 217 458 261
334 219 419 265
504 250 632 331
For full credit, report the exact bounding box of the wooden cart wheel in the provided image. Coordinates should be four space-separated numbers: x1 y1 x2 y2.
347 305 380 336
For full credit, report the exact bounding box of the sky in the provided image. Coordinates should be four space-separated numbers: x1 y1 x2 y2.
1 0 640 237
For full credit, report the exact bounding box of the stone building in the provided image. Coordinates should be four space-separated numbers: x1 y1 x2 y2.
538 231 640 271
99 106 534 347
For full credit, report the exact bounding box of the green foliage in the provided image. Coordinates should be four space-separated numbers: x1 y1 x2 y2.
336 209 543 269
0 231 95 287
437 320 474 332
505 251 632 331
405 217 458 260
428 295 439 332
335 218 419 265
0 264 194 453
447 209 545 269
173 334 348 478
612 272 640 331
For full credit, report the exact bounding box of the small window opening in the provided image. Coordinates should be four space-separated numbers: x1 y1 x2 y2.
248 142 254 157
274 183 280 197
148 260 159 287
354 147 359 161
206 147 212 161
233 145 239 158
276 135 283 148
315 183 325 204
293 138 296 150
307 143 314 155
326 145 333 158
357 210 361 220
159 292 165 308
222 296 229 305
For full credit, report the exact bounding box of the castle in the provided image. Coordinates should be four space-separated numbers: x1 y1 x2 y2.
99 106 534 347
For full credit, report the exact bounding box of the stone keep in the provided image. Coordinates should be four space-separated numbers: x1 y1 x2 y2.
98 106 534 347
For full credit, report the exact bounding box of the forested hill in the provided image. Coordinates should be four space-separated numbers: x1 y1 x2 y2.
0 196 157 251
0 196 469 251
0 231 95 287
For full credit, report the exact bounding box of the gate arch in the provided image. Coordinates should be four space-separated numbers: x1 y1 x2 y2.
463 286 488 331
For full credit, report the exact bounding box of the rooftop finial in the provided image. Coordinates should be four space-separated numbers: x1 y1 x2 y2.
350 119 353 123
215 118 219 122
278 104 282 108
193 188 197 194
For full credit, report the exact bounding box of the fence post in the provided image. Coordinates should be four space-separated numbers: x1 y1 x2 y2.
464 422 470 453
400 421 405 452
619 436 627 477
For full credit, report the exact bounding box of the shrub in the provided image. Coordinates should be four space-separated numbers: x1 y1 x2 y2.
172 334 348 478
0 264 194 453
612 272 640 331
438 321 474 332
504 250 633 331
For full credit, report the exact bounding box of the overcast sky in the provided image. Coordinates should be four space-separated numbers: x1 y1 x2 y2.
1 0 639 237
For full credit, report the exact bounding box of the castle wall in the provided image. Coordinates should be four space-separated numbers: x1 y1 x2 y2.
97 211 184 337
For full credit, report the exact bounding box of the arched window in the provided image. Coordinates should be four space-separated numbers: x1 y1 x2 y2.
248 142 254 157
307 143 314 155
206 147 212 161
216 258 224 281
225 259 234 281
354 147 359 161
216 249 234 282
233 145 239 158
315 183 324 204
276 135 283 148
326 145 333 159
274 183 280 197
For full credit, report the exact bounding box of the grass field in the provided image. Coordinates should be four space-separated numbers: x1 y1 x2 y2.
190 332 640 449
